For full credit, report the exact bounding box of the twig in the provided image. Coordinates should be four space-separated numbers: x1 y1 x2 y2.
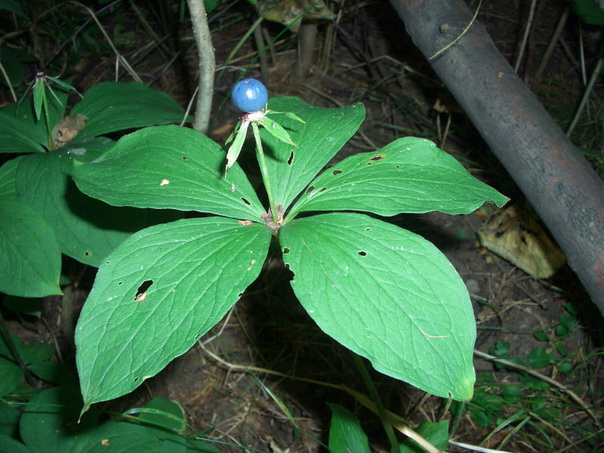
71 1 141 83
513 0 537 74
186 0 215 134
533 7 570 84
200 342 441 452
566 55 603 137
429 0 482 61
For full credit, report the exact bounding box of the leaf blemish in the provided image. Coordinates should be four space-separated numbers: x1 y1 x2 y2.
134 280 153 302
370 154 385 161
306 185 315 194
160 179 170 186
283 247 290 254
332 170 342 175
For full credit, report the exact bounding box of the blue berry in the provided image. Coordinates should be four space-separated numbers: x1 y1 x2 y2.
231 78 268 113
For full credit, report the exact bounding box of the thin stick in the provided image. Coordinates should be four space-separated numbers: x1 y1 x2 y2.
71 1 142 83
187 0 215 134
429 0 482 61
533 7 570 84
514 0 537 74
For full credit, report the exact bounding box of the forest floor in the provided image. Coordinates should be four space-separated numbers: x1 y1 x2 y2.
3 0 603 451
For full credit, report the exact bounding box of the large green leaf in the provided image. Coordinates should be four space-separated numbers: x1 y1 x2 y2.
288 137 508 218
76 217 271 409
71 82 186 139
72 125 266 220
280 212 475 401
0 199 62 297
15 145 182 267
260 97 365 211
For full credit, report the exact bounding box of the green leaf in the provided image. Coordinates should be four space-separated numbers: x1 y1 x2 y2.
73 126 265 220
399 420 450 453
261 97 365 211
16 147 182 267
289 137 509 218
259 115 296 146
0 104 47 153
20 386 100 453
71 82 186 139
280 212 476 400
128 398 187 434
71 420 160 452
0 401 21 438
0 0 26 17
0 156 23 199
528 347 553 368
0 435 28 453
328 403 371 453
76 217 271 409
0 199 62 297
571 0 604 25
0 358 24 398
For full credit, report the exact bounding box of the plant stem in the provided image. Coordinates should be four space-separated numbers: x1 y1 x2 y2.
186 0 215 134
353 354 399 453
252 122 277 223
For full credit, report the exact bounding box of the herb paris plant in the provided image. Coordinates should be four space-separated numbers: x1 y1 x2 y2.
72 85 508 414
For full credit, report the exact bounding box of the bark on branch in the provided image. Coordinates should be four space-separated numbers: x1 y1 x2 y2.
389 0 604 314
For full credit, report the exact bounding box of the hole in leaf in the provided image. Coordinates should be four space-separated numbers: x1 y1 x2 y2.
134 280 153 302
370 154 384 161
118 281 123 286
364 227 371 231
332 170 342 175
84 251 90 257
133 377 139 383
283 247 290 254
287 151 295 166
182 156 188 160
306 186 315 194
395 165 401 168
358 251 367 256
241 197 251 206
318 187 327 193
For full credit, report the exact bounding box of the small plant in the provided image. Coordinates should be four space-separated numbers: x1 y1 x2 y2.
71 79 508 414
0 75 187 297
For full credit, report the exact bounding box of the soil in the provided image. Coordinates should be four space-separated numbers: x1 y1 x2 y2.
2 0 603 451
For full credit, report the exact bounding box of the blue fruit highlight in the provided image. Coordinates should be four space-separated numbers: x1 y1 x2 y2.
231 78 268 113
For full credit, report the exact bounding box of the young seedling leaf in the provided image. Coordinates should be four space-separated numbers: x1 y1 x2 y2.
259 116 296 146
259 97 365 211
288 137 509 219
0 200 62 297
73 126 265 221
225 118 249 173
71 82 187 139
280 212 476 401
76 217 271 409
15 144 181 267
